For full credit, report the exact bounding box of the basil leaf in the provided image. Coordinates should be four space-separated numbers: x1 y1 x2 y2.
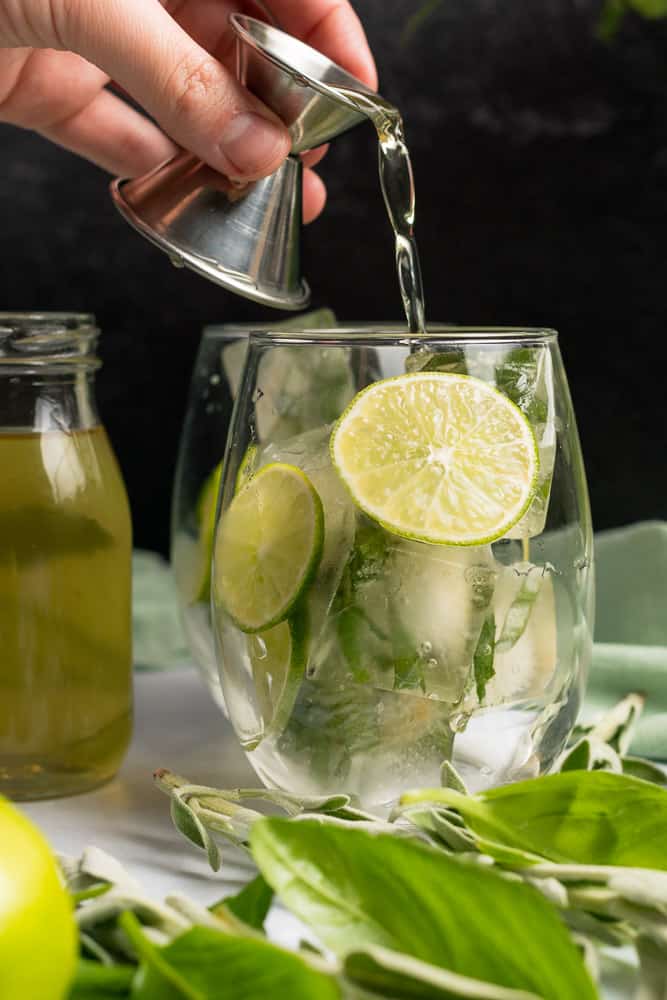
134 927 340 1000
215 874 274 930
403 771 667 869
344 945 542 999
251 818 597 1000
68 960 135 998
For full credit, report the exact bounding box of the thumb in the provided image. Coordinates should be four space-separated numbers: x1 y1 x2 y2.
58 0 291 179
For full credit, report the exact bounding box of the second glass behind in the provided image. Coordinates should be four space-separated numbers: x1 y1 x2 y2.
171 310 338 710
211 326 594 810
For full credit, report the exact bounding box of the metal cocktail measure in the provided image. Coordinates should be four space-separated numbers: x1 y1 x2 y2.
110 15 378 310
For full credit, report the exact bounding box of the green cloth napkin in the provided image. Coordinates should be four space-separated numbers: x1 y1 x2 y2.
585 521 667 758
132 550 191 669
132 521 667 756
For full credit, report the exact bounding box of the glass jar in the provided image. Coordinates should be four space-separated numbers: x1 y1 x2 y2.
0 314 132 800
212 325 594 810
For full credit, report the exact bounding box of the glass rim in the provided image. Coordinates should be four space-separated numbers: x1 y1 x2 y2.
245 324 558 346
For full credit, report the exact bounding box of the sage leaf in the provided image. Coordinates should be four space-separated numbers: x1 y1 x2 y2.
170 796 221 872
622 756 667 787
558 738 622 774
402 771 667 870
440 761 469 795
250 818 597 1000
133 927 340 1000
583 693 645 755
344 944 542 999
217 874 274 930
636 935 667 1000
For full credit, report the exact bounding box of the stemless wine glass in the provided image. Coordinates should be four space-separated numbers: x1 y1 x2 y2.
171 310 337 710
211 326 594 810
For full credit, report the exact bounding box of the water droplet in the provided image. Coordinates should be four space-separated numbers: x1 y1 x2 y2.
169 253 185 268
426 657 438 670
480 765 493 776
418 641 432 657
210 373 221 386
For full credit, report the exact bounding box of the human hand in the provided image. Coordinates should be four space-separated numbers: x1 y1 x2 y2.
0 0 376 222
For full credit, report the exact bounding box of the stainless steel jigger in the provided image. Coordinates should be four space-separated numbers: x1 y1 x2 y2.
110 14 377 310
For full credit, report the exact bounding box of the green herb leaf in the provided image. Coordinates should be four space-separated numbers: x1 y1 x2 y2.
621 755 667 786
120 911 197 999
636 935 667 999
169 796 221 872
473 613 496 702
251 818 597 1000
402 771 667 869
216 875 274 930
134 927 340 1000
68 960 135 998
344 944 542 999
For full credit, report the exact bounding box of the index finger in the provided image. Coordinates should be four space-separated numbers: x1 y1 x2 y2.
268 1 378 90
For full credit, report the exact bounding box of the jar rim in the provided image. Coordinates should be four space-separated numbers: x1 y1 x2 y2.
0 313 101 371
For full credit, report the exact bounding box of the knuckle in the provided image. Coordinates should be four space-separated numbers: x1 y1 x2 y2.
0 54 60 127
166 54 229 122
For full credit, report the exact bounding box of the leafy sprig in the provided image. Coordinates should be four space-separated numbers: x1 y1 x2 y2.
65 695 666 998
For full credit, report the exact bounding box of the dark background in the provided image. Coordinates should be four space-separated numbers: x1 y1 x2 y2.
2 0 666 555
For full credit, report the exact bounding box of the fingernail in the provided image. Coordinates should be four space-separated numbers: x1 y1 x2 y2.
218 112 289 177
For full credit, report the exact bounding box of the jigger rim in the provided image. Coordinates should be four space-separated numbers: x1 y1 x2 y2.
110 176 311 311
231 13 377 112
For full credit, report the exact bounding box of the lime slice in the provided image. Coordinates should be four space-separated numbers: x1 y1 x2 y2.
331 373 538 546
235 443 258 494
213 463 324 632
183 462 222 604
248 611 308 745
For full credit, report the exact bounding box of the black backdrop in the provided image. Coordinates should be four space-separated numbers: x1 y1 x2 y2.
2 0 666 554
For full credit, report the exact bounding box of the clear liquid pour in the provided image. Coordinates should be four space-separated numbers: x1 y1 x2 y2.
336 88 426 334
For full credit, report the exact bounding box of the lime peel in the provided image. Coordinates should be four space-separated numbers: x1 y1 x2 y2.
331 372 539 546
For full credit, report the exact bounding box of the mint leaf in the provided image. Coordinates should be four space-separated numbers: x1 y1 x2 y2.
251 818 597 1000
403 771 667 870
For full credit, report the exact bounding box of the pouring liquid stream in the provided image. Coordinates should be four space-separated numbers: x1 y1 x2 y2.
336 88 426 334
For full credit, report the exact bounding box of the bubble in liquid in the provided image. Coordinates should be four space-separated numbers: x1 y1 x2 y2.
449 712 469 734
210 373 221 386
251 636 267 660
418 641 433 657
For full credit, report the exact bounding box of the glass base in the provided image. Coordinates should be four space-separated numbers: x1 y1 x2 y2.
0 711 132 801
